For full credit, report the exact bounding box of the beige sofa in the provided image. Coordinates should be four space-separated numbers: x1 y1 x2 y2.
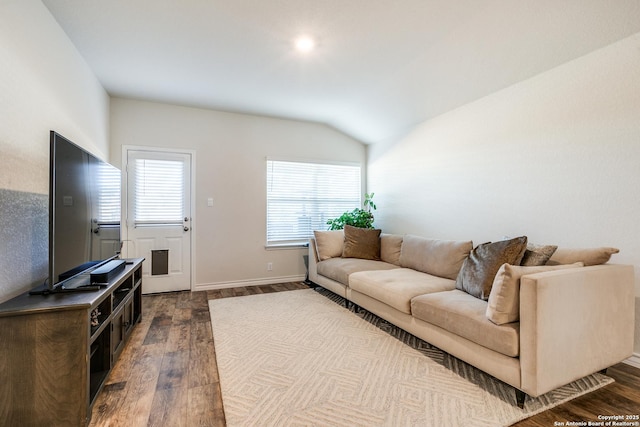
308 230 635 408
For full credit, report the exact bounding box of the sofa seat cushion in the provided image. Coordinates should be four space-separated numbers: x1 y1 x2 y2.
411 290 520 357
349 268 456 314
316 258 399 286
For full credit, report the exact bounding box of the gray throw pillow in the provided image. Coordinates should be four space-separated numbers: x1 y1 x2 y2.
342 225 381 260
520 243 558 266
455 236 528 300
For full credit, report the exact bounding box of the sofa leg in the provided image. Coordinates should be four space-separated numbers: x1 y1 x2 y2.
345 299 349 309
600 368 608 375
515 389 526 409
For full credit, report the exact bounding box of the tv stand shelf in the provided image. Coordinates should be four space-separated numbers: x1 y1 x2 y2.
0 258 144 426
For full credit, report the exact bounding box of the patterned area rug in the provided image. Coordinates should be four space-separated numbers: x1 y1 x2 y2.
208 288 612 427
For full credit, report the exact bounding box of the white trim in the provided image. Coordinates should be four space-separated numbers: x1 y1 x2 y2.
623 353 640 369
265 156 361 168
265 243 309 250
194 275 306 291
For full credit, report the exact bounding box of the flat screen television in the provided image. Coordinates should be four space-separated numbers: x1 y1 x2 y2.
36 131 122 293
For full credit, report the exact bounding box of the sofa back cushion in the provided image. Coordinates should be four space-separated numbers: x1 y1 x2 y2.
380 234 403 265
399 235 473 280
313 230 344 261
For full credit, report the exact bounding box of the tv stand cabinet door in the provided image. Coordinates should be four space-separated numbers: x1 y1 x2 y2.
0 308 88 426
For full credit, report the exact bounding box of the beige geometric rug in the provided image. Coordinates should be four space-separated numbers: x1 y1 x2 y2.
208 288 612 427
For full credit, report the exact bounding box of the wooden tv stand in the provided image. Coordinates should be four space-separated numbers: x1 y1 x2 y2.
0 258 144 426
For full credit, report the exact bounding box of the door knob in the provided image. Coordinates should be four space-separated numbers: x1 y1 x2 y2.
184 226 190 232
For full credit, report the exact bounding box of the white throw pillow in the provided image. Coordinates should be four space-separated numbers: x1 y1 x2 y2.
486 262 583 325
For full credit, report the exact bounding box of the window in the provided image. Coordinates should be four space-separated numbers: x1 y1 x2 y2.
95 161 121 225
131 158 184 225
266 159 361 246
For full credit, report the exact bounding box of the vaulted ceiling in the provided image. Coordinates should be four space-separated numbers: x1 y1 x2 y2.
42 0 640 144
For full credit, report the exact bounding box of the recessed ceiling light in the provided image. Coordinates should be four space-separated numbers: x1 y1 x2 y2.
294 35 315 54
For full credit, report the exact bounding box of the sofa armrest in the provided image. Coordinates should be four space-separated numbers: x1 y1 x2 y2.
519 264 634 396
308 238 320 282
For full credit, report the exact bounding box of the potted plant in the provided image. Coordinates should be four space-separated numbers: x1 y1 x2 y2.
326 193 377 230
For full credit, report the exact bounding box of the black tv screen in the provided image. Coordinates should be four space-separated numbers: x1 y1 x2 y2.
48 131 121 290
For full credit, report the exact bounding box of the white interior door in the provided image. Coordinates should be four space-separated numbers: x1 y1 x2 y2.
124 148 193 294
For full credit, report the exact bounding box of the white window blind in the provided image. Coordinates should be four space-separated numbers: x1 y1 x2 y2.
266 159 361 245
132 158 184 225
96 162 121 224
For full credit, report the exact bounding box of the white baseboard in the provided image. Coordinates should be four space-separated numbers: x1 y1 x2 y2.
194 275 306 292
623 353 640 369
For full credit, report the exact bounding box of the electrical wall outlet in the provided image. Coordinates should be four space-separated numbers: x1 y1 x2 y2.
267 262 273 271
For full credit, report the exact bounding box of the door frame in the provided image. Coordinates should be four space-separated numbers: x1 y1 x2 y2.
121 145 197 291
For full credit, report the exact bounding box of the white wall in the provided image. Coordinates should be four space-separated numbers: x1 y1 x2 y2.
0 0 109 302
109 98 365 289
368 33 640 353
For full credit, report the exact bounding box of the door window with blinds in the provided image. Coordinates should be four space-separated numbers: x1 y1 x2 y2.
127 152 188 227
266 159 361 246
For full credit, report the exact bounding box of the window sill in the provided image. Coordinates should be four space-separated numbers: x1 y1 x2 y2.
265 243 309 251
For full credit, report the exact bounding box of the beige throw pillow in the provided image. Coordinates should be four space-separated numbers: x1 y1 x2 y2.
313 230 344 261
547 247 619 266
486 262 583 325
399 235 473 280
455 236 528 300
342 225 381 260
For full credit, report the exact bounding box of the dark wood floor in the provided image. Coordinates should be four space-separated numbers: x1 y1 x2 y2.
90 283 640 426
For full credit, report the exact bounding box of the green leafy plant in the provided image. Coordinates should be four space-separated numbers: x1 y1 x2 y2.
326 193 377 230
